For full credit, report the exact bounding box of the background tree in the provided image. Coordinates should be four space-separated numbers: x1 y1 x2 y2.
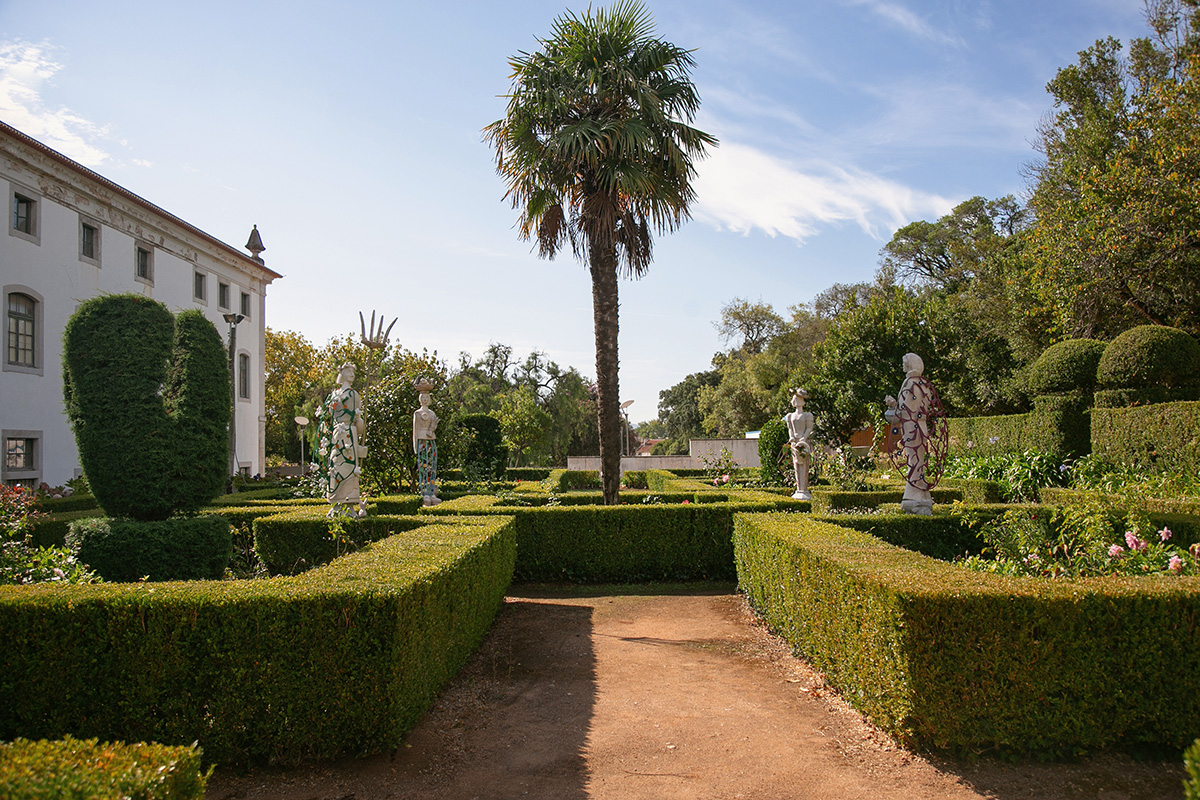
653 369 720 454
485 0 715 503
264 328 321 463
713 298 786 355
1029 0 1200 339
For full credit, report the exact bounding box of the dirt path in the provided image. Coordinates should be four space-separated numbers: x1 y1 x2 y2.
206 587 1185 800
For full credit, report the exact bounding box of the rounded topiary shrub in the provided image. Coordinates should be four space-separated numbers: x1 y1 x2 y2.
67 515 232 582
757 417 789 486
1095 325 1200 407
1026 339 1108 396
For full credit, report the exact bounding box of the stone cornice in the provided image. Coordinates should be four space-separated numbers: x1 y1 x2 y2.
0 120 282 287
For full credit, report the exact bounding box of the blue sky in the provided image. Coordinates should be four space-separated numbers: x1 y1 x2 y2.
0 0 1148 424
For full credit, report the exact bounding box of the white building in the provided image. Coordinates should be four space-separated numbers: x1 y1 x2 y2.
1 121 280 488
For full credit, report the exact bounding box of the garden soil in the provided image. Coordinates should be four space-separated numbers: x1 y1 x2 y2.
206 587 1186 800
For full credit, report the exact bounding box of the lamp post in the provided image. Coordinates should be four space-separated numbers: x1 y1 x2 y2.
223 312 245 489
294 415 309 476
620 400 634 458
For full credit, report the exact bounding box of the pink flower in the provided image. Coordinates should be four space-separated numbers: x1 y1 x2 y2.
1124 531 1148 552
682 499 690 504
1108 544 1125 558
1169 556 1184 574
1159 527 1173 542
1191 543 1200 560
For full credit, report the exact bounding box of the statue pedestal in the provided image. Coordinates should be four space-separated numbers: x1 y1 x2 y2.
900 498 933 516
792 489 811 500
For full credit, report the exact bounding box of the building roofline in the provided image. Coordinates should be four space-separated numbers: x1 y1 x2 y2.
0 119 283 281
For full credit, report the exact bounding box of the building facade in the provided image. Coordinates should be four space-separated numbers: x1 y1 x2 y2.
1 121 280 488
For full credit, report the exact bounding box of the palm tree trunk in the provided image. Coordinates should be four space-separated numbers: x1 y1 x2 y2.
590 243 622 505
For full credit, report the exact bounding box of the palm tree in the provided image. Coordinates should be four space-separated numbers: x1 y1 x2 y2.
485 0 716 504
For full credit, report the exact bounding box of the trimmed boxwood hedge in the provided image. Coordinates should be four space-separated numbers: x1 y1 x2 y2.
810 486 963 514
0 736 208 799
734 512 1200 755
1095 325 1200 408
0 515 516 766
423 492 808 582
66 515 232 582
1026 339 1107 396
252 510 427 575
1091 401 1200 474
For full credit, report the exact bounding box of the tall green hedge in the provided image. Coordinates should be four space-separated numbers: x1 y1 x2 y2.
0 516 516 766
1091 401 1200 474
459 414 507 479
62 295 229 520
757 418 789 485
734 513 1200 755
1025 339 1107 396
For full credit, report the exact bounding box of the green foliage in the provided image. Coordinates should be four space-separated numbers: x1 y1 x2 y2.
62 295 230 521
656 369 721 454
0 516 516 766
1029 11 1200 339
2 486 100 586
67 516 231 582
1091 400 1200 474
497 385 553 466
1026 338 1108 395
809 486 965 516
0 736 209 800
734 512 1200 755
1095 325 1200 407
423 488 807 582
252 510 424 575
944 450 1071 502
948 400 1087 460
757 417 790 486
1185 739 1200 800
459 413 507 480
812 447 876 491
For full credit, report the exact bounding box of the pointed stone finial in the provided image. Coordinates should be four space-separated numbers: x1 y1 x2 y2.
245 225 266 263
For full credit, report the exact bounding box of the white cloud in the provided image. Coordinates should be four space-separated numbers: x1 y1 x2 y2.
692 141 953 244
843 0 966 47
0 39 111 167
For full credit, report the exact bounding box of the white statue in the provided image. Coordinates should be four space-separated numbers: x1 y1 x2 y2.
784 388 814 500
413 378 441 506
884 353 946 516
319 362 367 517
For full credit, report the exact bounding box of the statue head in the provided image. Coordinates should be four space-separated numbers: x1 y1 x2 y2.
791 387 808 410
902 353 924 378
337 362 356 385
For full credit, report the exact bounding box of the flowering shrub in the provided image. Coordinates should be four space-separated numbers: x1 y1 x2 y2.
961 496 1198 578
0 485 100 585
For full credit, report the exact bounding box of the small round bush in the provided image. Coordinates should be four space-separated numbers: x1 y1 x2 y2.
1026 339 1107 396
1095 325 1200 406
67 515 232 582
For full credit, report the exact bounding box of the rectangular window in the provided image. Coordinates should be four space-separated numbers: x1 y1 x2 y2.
80 220 100 265
240 291 251 319
7 293 35 367
237 353 250 399
12 194 33 234
10 190 38 244
135 245 153 283
4 437 33 471
194 271 207 302
218 282 230 309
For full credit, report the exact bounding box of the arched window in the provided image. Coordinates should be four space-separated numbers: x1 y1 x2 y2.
6 292 35 368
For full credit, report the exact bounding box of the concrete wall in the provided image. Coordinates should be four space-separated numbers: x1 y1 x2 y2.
1 124 278 487
566 438 762 474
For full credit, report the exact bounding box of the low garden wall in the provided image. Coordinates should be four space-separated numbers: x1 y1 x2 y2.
0 515 516 766
734 512 1200 755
